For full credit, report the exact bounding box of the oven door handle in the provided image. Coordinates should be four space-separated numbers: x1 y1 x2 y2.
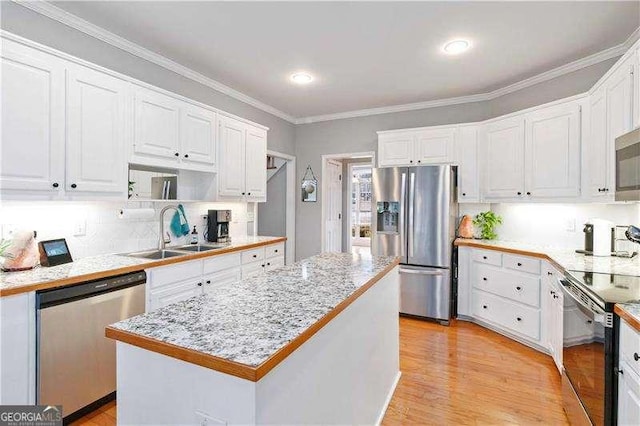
559 279 606 325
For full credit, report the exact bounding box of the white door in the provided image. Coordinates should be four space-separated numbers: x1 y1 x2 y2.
483 116 526 199
133 86 180 160
378 134 414 166
456 125 479 202
618 363 640 426
588 86 610 198
244 125 267 200
414 127 455 164
180 104 216 167
324 160 343 253
525 102 581 198
66 65 127 194
0 39 65 193
217 116 246 197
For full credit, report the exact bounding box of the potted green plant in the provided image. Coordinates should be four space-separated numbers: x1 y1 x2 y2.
473 211 503 240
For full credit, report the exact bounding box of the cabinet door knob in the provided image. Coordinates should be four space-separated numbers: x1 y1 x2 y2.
242 192 246 195
274 249 278 253
526 192 531 196
634 353 639 362
253 254 257 258
553 295 559 299
517 262 522 266
175 152 180 157
184 154 189 158
482 256 487 260
547 272 553 276
417 160 421 163
206 280 211 284
482 277 487 281
267 262 271 266
462 192 466 196
52 182 59 188
482 305 487 309
409 160 413 163
247 192 251 195
197 282 203 287
517 192 522 195
70 183 77 189
516 286 522 291
261 264 265 267
516 317 522 322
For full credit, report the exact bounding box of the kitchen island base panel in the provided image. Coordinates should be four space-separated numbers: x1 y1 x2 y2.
115 266 400 425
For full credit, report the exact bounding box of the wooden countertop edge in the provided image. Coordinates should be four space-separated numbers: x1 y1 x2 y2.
454 239 568 273
615 305 640 333
106 257 401 382
0 237 287 298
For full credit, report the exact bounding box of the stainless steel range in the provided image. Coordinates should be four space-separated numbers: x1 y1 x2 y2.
560 270 640 426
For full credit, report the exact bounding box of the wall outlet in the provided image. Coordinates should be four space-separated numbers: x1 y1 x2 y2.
73 220 86 237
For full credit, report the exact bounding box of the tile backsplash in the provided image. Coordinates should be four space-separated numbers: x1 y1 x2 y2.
0 201 253 259
460 202 640 250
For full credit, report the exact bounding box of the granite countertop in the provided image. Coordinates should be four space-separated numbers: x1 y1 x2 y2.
106 252 399 380
0 236 285 297
455 238 640 332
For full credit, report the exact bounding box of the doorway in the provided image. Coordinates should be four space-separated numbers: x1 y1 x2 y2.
320 152 375 255
257 150 296 264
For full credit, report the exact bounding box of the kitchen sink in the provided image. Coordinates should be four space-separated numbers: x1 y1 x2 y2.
125 249 189 260
172 244 230 252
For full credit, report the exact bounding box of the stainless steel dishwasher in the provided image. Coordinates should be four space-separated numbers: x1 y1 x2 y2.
36 271 146 420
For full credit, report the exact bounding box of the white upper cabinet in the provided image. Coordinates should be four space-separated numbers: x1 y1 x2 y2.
217 116 267 201
588 86 610 198
483 116 526 199
0 39 65 194
133 85 181 161
377 133 414 166
524 101 581 198
66 64 128 194
244 126 267 199
218 115 246 197
455 125 480 202
180 104 216 167
414 128 455 164
377 127 455 167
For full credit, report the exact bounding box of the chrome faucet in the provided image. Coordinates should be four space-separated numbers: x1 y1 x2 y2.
158 205 179 250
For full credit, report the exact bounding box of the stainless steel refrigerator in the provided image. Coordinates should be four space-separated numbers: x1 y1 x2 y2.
371 165 458 322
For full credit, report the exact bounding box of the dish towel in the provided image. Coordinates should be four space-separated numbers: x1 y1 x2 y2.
170 204 190 237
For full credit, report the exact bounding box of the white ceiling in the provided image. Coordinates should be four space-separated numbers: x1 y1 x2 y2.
51 1 639 120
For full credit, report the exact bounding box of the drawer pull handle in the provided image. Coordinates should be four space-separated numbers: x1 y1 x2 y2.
517 262 522 266
483 256 487 260
483 277 487 281
547 272 553 276
253 254 257 258
553 295 559 299
634 353 639 362
206 280 211 284
482 305 487 309
516 286 522 291
516 317 522 322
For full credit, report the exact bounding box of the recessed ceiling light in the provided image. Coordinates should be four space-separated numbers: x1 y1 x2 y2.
291 72 313 84
442 39 471 55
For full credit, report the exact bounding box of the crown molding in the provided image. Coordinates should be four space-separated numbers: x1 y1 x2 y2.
12 0 297 124
11 1 640 126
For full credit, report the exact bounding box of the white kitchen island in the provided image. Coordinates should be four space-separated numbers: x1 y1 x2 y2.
106 253 400 425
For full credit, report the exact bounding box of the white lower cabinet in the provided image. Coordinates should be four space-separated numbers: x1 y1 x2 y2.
146 243 284 311
542 263 564 373
618 320 640 426
458 246 560 362
0 292 36 404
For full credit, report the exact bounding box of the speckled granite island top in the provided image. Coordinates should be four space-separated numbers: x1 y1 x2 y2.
106 252 400 381
0 236 285 297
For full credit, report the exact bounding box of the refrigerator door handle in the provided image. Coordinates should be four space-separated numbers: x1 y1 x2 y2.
400 268 445 276
408 172 416 258
400 172 407 258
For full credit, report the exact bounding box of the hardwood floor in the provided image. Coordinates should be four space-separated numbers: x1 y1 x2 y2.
71 317 568 425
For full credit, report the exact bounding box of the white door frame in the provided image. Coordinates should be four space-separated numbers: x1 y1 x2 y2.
320 151 375 253
259 149 296 265
347 162 373 250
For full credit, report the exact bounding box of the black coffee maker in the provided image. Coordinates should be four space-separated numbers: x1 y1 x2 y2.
207 210 231 243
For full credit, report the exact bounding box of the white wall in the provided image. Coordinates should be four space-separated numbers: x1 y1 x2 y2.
460 203 640 250
257 164 287 237
0 201 251 259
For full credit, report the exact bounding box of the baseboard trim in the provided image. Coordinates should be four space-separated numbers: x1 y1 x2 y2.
376 371 402 426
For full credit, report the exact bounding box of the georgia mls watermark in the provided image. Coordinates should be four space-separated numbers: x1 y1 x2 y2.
0 405 62 426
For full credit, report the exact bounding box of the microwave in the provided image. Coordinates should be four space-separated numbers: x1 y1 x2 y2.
615 127 640 201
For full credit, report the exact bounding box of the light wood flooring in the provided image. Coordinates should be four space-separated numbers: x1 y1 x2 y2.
71 317 568 425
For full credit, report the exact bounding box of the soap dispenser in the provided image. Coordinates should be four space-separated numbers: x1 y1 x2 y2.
190 226 199 245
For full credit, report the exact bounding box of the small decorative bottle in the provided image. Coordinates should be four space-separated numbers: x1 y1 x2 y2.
190 226 199 245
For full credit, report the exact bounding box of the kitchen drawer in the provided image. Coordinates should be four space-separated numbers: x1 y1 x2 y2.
148 278 203 311
503 253 541 275
472 249 502 267
265 242 285 259
203 252 241 275
147 259 202 289
242 247 265 264
242 260 265 278
265 255 285 271
620 320 640 377
472 289 541 341
203 268 241 294
474 263 541 308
